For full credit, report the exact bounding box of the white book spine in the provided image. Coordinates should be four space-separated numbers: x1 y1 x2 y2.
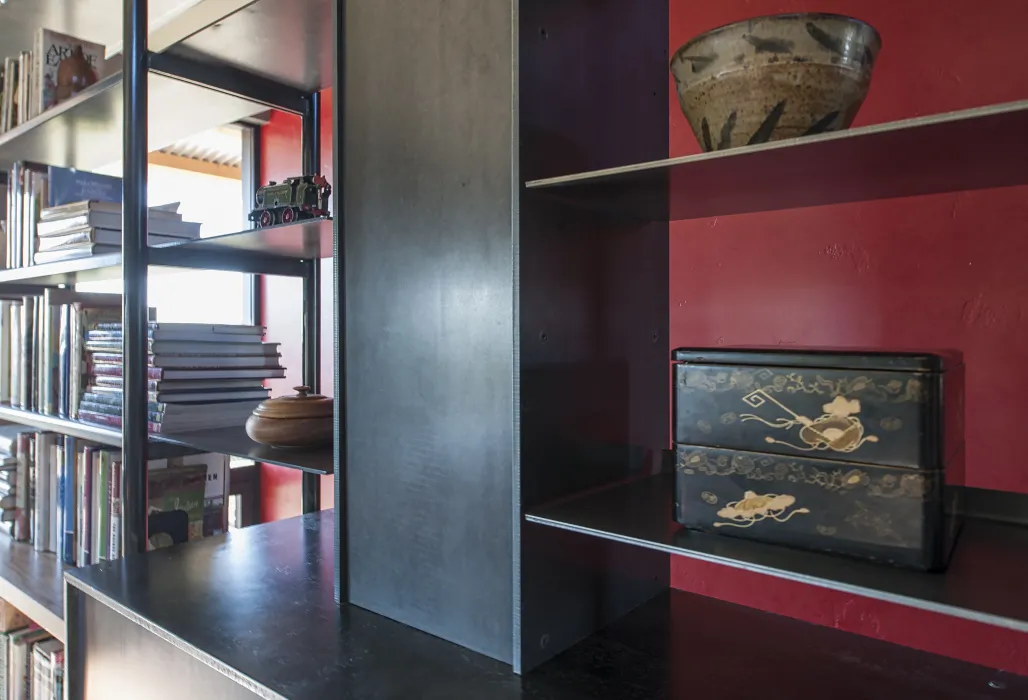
9 304 21 409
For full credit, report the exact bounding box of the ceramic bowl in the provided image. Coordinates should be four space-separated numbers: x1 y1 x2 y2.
670 14 881 152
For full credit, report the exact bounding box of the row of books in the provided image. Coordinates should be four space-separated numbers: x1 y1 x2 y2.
0 291 143 418
77 322 284 434
1 28 108 134
0 600 62 700
0 424 230 562
3 162 202 269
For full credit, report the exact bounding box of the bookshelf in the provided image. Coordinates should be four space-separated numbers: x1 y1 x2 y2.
0 0 332 673
0 0 1019 698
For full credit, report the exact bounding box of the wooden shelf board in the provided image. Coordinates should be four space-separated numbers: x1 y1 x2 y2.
0 407 332 474
0 219 331 287
525 100 1028 221
0 537 65 642
526 472 1028 634
0 70 264 171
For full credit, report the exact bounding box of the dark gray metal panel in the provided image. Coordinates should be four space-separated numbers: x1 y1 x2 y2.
517 0 670 672
343 0 516 663
171 0 335 92
74 593 261 700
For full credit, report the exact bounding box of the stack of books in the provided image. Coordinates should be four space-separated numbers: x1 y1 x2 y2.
0 615 63 700
3 162 202 269
78 322 284 434
0 423 229 564
35 200 202 264
1 28 108 134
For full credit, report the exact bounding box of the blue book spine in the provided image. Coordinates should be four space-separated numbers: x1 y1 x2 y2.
47 166 122 208
55 436 64 561
62 437 77 565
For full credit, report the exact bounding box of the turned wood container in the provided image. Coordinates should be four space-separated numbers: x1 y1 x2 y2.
245 386 333 448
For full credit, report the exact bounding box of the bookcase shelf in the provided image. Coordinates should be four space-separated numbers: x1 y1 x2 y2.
0 218 332 288
525 100 1028 222
64 510 1028 700
0 407 330 475
168 0 335 92
0 71 265 172
526 472 1028 635
0 536 65 642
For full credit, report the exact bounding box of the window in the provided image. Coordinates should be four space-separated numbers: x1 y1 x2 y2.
76 124 252 327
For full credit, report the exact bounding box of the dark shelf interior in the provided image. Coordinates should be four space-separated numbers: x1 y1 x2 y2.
0 406 330 475
0 535 65 641
525 100 1028 222
526 472 1028 634
0 219 331 288
66 510 1027 700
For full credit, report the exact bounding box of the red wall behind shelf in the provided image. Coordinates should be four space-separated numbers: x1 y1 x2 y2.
668 0 1028 674
256 0 1028 673
259 98 334 522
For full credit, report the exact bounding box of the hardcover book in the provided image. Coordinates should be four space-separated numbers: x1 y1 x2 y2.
33 28 107 115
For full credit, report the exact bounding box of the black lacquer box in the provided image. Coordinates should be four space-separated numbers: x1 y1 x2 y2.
672 348 964 570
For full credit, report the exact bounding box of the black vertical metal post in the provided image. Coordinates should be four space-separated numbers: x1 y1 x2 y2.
332 0 347 605
122 0 149 555
300 92 322 514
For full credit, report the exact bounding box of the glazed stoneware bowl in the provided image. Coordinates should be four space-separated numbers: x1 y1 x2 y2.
245 386 333 448
670 14 881 152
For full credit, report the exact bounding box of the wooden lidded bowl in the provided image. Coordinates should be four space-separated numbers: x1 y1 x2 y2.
245 386 332 448
670 13 881 152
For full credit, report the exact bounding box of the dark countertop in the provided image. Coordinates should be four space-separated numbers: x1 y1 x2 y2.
66 510 1027 700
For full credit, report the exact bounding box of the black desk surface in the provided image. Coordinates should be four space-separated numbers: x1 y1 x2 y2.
66 510 1026 700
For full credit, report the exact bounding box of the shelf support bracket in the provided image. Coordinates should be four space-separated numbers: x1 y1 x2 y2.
300 91 323 514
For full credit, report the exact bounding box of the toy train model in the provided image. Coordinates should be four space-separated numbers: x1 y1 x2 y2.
248 174 331 228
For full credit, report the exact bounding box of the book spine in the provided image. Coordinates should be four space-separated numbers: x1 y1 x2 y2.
91 451 102 565
77 447 92 567
32 434 48 552
0 301 10 404
57 305 69 418
89 364 163 380
17 297 32 409
62 437 76 565
69 306 81 419
109 458 121 560
77 411 162 433
14 433 30 541
48 440 59 554
34 297 44 412
9 304 21 408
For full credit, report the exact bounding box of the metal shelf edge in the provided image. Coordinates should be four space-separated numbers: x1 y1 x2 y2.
524 98 1028 189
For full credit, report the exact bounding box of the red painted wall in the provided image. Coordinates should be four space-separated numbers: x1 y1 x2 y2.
669 0 1028 673
259 96 334 522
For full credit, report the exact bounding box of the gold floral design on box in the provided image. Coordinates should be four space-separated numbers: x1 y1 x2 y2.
713 491 809 529
740 392 878 454
676 449 931 499
680 368 926 404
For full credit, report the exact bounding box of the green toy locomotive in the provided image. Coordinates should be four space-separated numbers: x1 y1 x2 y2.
248 174 331 228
